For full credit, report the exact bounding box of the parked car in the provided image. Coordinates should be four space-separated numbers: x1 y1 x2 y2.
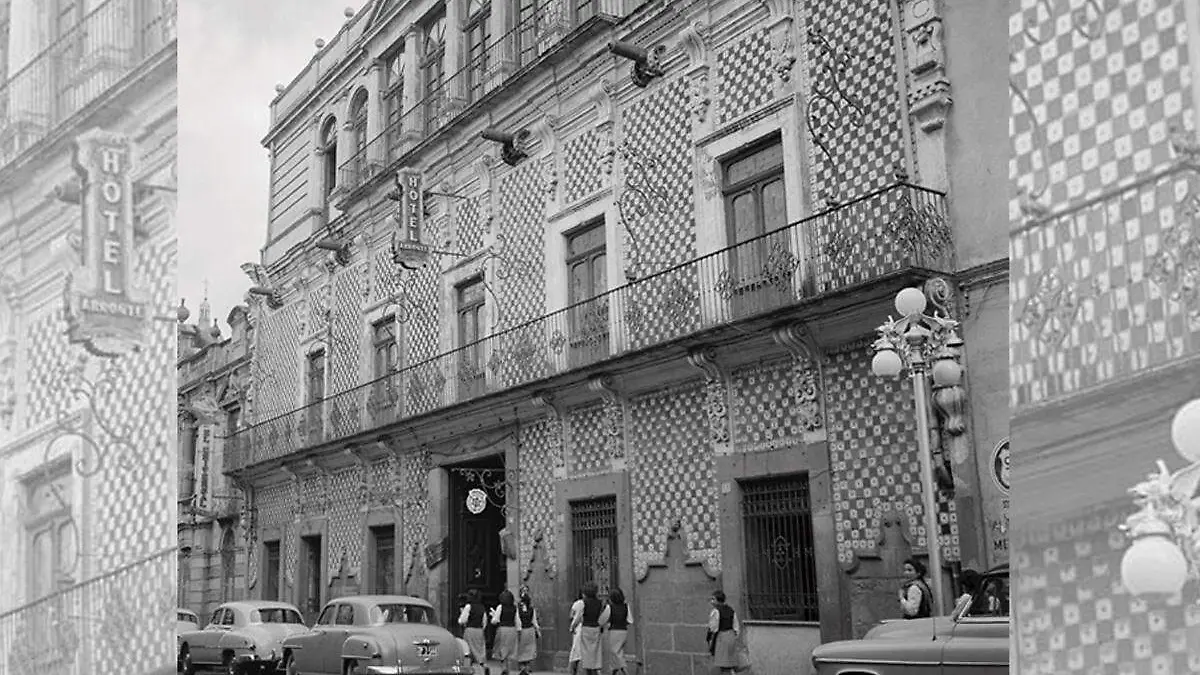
811 564 1009 674
178 600 309 674
178 609 201 670
279 595 472 675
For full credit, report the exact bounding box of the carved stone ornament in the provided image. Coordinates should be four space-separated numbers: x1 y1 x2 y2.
542 156 559 197
771 323 826 438
686 347 730 449
772 25 797 84
597 124 616 179
688 70 711 123
904 0 951 132
697 150 719 200
679 20 709 66
589 79 614 124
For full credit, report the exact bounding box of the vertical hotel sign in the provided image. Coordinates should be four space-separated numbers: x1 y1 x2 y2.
65 130 149 357
390 168 428 270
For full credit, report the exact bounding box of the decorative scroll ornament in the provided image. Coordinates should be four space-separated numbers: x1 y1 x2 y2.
771 323 826 437
448 467 516 519
687 347 730 449
805 26 867 199
617 141 674 279
587 375 626 462
689 72 712 123
1020 269 1099 347
1147 190 1200 319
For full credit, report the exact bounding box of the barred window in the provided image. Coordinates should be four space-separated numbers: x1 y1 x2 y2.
740 473 819 621
570 496 618 598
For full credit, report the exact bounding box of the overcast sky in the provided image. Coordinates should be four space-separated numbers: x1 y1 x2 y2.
177 0 368 332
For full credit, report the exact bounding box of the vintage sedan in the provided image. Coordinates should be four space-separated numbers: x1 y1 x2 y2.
178 609 201 669
279 595 472 675
179 600 309 674
811 564 1009 674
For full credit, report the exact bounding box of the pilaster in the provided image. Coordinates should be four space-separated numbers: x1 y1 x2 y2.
902 0 951 192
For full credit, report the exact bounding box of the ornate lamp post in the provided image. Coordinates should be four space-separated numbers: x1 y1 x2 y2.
871 286 965 617
1119 399 1200 597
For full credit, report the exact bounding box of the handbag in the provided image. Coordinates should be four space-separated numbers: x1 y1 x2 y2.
733 634 752 673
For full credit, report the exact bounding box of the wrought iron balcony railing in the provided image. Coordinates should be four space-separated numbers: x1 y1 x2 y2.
338 3 607 195
227 182 951 473
0 546 176 675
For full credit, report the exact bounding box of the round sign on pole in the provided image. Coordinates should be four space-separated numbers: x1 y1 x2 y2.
466 488 488 514
991 438 1010 493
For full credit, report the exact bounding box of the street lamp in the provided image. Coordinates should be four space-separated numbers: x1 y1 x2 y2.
871 285 964 617
1119 398 1200 597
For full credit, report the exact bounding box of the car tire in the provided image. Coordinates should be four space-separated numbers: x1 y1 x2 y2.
181 650 196 675
342 660 364 675
282 655 300 675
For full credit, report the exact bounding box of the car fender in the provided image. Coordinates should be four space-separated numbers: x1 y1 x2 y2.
342 634 387 662
812 634 948 667
217 631 256 652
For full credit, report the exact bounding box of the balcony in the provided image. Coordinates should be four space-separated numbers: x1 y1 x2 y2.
0 0 176 167
338 4 616 197
0 547 175 675
227 182 952 474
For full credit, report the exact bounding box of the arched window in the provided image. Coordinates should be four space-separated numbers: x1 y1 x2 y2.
347 89 369 188
464 0 491 102
320 117 338 199
220 526 237 601
421 10 447 129
385 48 406 158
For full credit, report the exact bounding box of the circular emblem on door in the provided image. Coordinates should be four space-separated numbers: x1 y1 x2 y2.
991 437 1010 493
466 488 488 514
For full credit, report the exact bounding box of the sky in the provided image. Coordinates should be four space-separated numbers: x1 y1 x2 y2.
177 0 369 332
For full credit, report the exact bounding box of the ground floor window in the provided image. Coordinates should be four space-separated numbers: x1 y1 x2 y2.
740 473 819 621
371 525 396 594
570 495 618 598
263 540 281 600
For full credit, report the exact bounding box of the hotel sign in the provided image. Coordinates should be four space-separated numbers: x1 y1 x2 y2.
64 130 149 357
391 168 429 270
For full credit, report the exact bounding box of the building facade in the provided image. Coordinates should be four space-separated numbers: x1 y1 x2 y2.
0 0 178 674
177 298 252 624
229 0 1006 671
1010 1 1200 674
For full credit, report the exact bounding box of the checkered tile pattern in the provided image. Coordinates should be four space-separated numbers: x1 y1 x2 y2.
257 482 292 525
489 322 553 388
92 550 176 675
563 128 604 204
373 246 404 304
519 417 560 576
625 266 701 351
457 195 486 253
1009 0 1200 409
331 269 363 393
718 27 776 123
1011 170 1200 407
96 240 177 567
628 381 720 579
405 264 443 364
401 449 432 583
254 303 303 423
1009 0 1191 226
1014 505 1200 674
567 403 608 477
23 308 71 430
405 361 447 417
803 0 905 200
324 468 363 581
731 357 805 453
497 160 547 328
826 344 958 564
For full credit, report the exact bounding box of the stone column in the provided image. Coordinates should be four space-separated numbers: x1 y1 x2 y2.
7 0 47 144
902 0 951 192
401 26 423 147
444 0 466 113
365 60 386 167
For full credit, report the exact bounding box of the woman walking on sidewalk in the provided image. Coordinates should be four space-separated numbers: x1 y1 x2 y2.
570 582 610 675
605 587 632 675
491 589 520 675
706 590 740 674
568 590 583 675
515 586 541 675
459 589 490 675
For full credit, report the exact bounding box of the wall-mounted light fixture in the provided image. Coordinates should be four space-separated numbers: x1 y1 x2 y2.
609 40 667 88
481 128 531 167
315 236 351 266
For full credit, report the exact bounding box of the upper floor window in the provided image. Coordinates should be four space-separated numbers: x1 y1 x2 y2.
567 220 607 306
384 47 405 156
456 277 486 393
25 467 75 602
723 138 786 281
307 350 326 404
516 0 543 66
372 317 398 380
225 406 241 436
320 117 339 200
347 89 369 186
421 10 447 102
464 0 491 101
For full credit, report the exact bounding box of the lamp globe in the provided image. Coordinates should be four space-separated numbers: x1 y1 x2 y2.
1121 531 1188 597
1171 398 1200 463
931 359 963 387
894 287 927 318
872 349 903 378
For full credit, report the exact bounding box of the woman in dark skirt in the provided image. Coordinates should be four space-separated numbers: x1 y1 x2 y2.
605 587 632 675
490 589 520 675
458 589 490 674
515 586 541 675
706 590 740 674
569 582 610 675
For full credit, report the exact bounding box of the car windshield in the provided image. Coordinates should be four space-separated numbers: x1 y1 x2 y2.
371 604 436 625
253 608 305 624
965 575 1010 618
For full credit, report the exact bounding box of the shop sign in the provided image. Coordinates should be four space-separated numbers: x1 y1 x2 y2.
391 168 429 270
64 130 148 357
991 437 1010 493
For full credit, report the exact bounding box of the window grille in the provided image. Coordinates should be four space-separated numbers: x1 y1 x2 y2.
570 496 618 598
740 474 819 621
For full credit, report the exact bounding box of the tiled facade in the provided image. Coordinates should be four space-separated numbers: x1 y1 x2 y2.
0 1 178 673
1009 0 1200 673
231 0 1006 671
